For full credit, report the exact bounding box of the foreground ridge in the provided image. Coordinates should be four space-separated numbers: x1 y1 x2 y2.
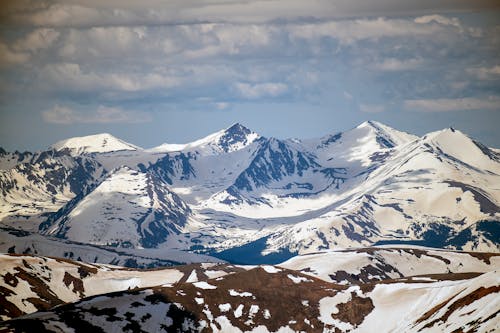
0 248 498 332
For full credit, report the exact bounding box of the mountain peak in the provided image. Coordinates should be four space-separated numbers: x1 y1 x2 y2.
215 123 259 153
357 120 384 129
225 122 251 133
147 123 258 154
51 133 141 155
421 127 499 169
353 120 417 148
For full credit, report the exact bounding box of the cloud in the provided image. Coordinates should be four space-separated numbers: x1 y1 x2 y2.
343 91 353 100
288 18 441 44
13 28 60 52
466 65 500 80
42 105 152 124
360 104 386 113
235 82 288 99
38 63 179 93
414 15 461 28
215 102 230 110
373 58 423 71
0 43 30 66
4 1 500 27
404 96 500 112
414 14 482 36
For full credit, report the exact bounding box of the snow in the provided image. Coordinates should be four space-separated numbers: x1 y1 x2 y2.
229 289 253 297
318 289 359 330
234 304 244 318
148 123 260 155
42 166 191 248
51 133 140 155
193 281 217 290
287 274 312 284
204 270 228 279
2 120 500 267
358 270 500 332
261 265 281 273
280 248 500 283
195 297 204 305
249 305 260 317
218 303 231 312
185 270 199 283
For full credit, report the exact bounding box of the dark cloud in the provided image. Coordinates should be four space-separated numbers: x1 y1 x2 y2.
1 0 499 27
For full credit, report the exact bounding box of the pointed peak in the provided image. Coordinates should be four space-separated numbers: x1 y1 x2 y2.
224 122 252 135
217 123 259 153
163 123 260 154
358 120 377 127
351 121 417 148
356 120 390 131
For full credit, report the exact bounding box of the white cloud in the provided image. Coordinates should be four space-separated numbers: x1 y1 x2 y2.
58 26 157 60
0 43 30 66
373 57 423 71
42 105 152 124
13 28 60 52
414 15 461 28
343 91 353 100
182 24 273 58
404 96 500 112
235 82 288 99
360 104 385 113
215 102 230 110
467 65 500 80
289 18 440 44
414 14 481 36
39 63 179 92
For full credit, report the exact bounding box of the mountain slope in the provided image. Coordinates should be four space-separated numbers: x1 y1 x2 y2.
41 167 191 248
0 150 105 231
248 127 500 258
148 123 262 204
51 133 141 155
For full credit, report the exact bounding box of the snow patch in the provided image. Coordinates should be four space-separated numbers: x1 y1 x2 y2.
261 265 281 273
193 281 217 290
219 303 231 312
229 289 253 297
234 304 244 318
186 270 198 283
287 274 311 284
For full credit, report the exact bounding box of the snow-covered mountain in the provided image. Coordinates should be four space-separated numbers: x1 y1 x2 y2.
40 167 191 248
0 121 498 263
1 248 498 331
148 123 260 154
0 150 105 231
51 133 141 155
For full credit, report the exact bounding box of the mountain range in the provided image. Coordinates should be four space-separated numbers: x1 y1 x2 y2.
0 121 499 265
1 121 499 332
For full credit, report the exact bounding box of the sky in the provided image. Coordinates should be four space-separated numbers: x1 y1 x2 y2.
0 0 499 151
